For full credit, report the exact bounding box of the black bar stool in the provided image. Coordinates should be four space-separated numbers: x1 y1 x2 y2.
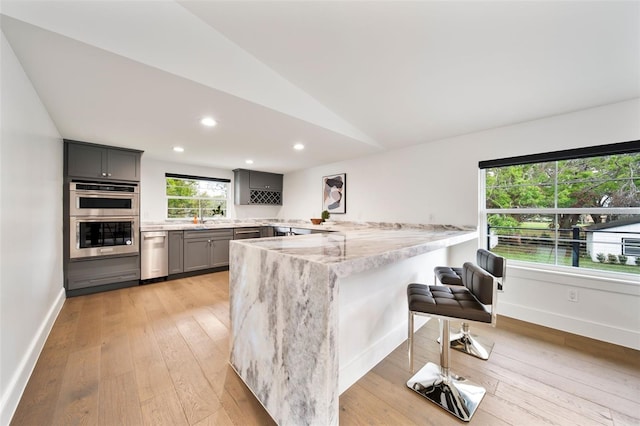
433 249 506 359
406 262 498 422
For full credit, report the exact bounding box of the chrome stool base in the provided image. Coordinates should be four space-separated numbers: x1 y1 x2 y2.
439 323 494 360
451 331 493 360
407 362 486 422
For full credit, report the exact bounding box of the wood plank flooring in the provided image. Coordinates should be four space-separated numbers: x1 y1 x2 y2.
11 272 640 425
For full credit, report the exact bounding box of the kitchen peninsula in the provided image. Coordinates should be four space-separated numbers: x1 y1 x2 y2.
229 224 477 426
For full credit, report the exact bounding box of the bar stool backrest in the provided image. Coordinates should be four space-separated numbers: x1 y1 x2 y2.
461 262 494 306
476 249 506 291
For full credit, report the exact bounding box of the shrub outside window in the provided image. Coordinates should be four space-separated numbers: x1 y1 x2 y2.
166 174 229 220
482 146 640 275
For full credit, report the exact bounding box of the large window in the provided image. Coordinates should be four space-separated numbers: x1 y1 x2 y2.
165 173 230 220
481 141 640 275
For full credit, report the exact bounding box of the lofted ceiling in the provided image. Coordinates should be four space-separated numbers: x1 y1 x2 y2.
1 1 638 174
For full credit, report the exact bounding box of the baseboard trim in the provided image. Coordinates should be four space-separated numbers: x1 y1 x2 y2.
0 286 66 426
338 316 430 394
498 301 640 350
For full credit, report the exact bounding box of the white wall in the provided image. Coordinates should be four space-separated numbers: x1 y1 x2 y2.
282 99 640 349
140 157 282 222
282 99 640 226
0 31 65 424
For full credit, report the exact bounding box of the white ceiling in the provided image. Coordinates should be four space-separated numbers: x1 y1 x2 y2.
1 1 639 174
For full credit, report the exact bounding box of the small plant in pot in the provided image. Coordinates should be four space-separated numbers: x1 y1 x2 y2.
321 210 330 222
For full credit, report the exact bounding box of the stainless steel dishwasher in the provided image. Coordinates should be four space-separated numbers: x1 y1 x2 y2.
141 231 168 280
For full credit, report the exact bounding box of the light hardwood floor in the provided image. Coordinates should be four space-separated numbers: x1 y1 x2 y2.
11 271 640 425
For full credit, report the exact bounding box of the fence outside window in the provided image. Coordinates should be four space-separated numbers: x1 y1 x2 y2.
487 220 640 274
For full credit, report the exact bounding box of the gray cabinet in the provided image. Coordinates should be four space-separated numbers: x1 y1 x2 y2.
261 226 274 238
66 255 140 291
249 170 282 191
65 140 141 181
183 229 232 272
233 169 283 205
212 239 230 267
168 231 184 274
184 236 211 272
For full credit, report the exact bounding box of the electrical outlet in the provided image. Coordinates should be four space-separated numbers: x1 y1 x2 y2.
567 288 579 302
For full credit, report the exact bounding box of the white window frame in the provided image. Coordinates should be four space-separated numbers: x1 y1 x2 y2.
479 151 640 280
165 174 230 220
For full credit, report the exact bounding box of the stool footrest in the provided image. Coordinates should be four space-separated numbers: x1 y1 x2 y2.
407 362 486 422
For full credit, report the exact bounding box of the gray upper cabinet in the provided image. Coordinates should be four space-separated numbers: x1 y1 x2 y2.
234 168 283 205
65 140 142 181
249 170 282 191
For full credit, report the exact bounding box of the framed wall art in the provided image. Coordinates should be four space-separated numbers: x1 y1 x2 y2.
322 173 346 214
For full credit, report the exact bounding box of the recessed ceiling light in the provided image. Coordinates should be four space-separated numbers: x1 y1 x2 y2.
201 117 217 127
293 143 305 150
245 159 254 164
173 146 184 153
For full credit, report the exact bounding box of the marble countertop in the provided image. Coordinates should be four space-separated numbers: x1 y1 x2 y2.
231 225 477 278
140 219 344 232
141 218 473 233
140 221 269 231
141 219 477 277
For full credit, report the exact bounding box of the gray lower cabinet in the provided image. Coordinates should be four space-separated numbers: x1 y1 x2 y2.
212 239 230 267
168 231 184 274
260 226 274 238
183 229 232 272
66 255 140 290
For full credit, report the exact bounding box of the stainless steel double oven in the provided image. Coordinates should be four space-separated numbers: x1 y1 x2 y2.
69 181 139 258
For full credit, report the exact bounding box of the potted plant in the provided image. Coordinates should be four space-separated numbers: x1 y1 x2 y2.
321 210 330 222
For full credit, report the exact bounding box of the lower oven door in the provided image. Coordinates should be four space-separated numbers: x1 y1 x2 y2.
70 216 139 258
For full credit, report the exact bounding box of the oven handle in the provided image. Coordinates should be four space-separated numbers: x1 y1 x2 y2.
73 191 136 198
72 216 138 222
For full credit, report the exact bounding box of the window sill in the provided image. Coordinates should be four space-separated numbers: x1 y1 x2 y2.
507 260 640 295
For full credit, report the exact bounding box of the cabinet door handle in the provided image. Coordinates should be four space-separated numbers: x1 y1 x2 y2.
108 173 112 177
101 172 107 177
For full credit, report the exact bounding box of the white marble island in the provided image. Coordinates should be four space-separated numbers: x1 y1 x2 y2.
229 225 476 425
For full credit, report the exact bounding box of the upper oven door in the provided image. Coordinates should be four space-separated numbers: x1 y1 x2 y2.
69 182 138 216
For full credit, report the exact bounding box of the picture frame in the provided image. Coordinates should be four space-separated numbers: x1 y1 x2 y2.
322 173 346 214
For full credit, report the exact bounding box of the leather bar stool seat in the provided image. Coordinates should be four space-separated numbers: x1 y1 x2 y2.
407 284 491 323
433 266 463 286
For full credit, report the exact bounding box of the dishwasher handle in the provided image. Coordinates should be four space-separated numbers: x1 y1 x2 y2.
143 231 168 239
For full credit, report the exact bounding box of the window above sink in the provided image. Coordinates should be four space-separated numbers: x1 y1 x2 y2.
166 173 230 220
